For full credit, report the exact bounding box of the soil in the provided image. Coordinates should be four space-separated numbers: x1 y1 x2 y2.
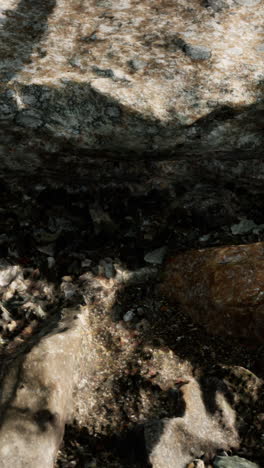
0 161 263 468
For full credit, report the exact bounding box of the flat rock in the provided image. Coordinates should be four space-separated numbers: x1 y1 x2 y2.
0 308 85 468
184 44 212 60
160 242 264 342
0 0 263 182
145 379 239 468
0 261 22 287
144 247 167 265
234 0 261 5
213 455 260 468
206 0 229 12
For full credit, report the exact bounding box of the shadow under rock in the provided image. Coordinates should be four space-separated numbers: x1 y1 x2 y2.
0 0 56 82
111 278 264 464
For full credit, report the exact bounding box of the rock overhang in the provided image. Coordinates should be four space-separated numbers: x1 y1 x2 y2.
0 0 263 168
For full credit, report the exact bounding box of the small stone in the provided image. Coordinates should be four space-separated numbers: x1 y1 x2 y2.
206 0 228 11
207 100 218 108
184 44 212 60
128 59 147 71
256 43 264 53
103 261 115 279
37 243 55 256
62 276 73 282
123 310 134 322
213 455 260 468
234 0 261 5
194 460 205 468
81 33 98 42
68 57 82 68
187 460 205 468
47 257 55 269
7 320 17 332
228 47 243 56
99 258 115 278
111 305 122 322
81 259 92 268
217 450 229 457
91 66 114 78
199 234 211 242
61 281 77 299
230 218 263 235
144 246 167 265
0 262 21 287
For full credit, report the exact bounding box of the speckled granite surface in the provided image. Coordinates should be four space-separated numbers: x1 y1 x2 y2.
0 0 263 169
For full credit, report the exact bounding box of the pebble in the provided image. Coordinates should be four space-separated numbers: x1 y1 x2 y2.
81 259 92 268
37 244 55 257
128 59 147 71
256 43 264 53
184 44 212 60
206 0 228 11
234 0 261 5
230 218 264 235
195 461 205 468
0 262 21 287
47 257 55 269
111 305 122 322
68 57 82 68
99 258 115 278
92 66 114 78
199 233 211 242
213 455 260 468
123 310 134 322
144 246 167 265
187 459 205 468
61 281 76 299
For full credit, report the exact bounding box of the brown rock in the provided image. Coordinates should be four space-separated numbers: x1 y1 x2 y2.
160 242 264 342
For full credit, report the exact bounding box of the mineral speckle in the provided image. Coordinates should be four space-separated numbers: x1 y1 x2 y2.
184 44 212 60
0 0 263 170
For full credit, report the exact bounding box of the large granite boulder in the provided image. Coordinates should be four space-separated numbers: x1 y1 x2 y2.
0 0 263 181
160 242 264 342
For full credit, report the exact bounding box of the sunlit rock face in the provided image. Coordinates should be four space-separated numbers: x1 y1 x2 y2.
0 0 263 173
160 242 264 342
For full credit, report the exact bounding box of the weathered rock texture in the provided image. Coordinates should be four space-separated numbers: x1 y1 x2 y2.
145 378 239 468
0 0 263 180
0 308 84 468
0 262 262 467
160 242 264 342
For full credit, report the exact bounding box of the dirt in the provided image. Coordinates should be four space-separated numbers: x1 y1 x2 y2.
0 165 263 468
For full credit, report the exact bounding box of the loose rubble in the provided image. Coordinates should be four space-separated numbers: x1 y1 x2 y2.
0 171 263 467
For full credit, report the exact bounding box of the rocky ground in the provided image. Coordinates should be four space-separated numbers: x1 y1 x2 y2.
0 163 263 467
